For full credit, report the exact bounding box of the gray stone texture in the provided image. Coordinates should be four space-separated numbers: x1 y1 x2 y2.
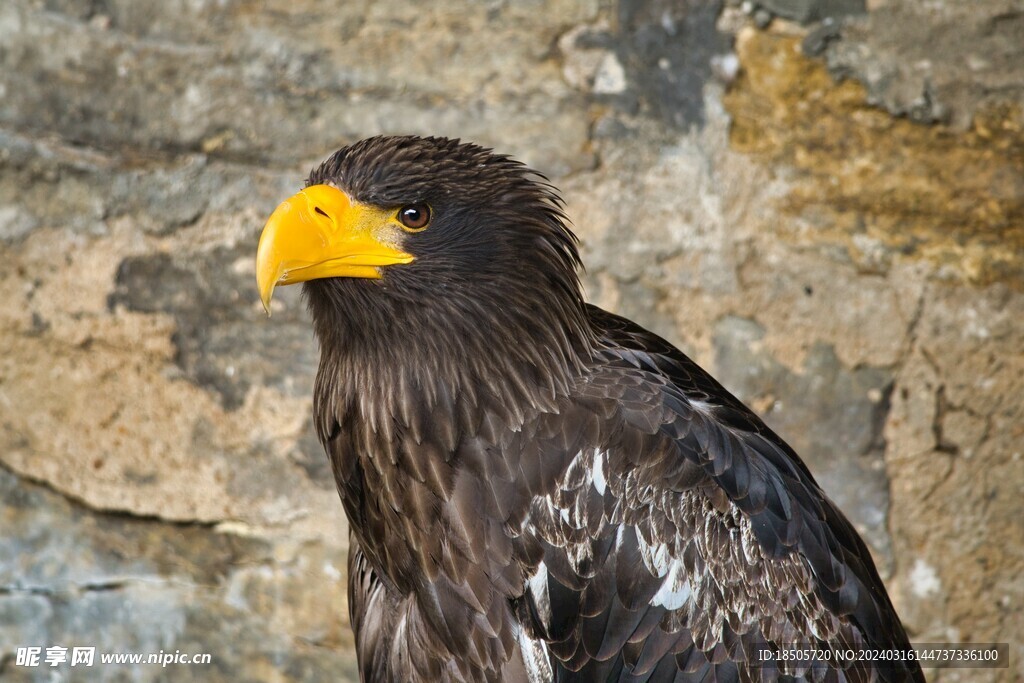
825 0 1024 127
758 0 865 24
1 0 1021 680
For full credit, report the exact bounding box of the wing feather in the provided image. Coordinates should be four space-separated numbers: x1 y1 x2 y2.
512 306 923 682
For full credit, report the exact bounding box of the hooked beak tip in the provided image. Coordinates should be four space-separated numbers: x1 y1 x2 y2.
260 288 274 316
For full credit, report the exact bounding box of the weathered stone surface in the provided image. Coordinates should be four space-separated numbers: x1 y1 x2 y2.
0 0 598 177
0 468 357 682
109 243 319 410
757 0 865 24
725 28 1024 291
558 0 731 130
883 284 1024 674
1 0 1021 680
825 0 1024 128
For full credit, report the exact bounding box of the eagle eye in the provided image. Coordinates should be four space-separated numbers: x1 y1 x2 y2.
397 204 431 231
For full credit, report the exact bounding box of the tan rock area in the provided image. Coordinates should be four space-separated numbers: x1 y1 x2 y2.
1 1 1020 680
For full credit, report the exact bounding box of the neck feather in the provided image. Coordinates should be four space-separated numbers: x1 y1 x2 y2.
305 276 595 447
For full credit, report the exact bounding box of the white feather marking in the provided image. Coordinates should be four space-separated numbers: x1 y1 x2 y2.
592 450 607 495
652 543 672 576
650 560 692 610
636 532 673 577
688 398 717 414
527 562 551 630
517 624 553 683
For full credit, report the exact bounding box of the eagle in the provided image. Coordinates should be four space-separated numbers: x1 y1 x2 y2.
255 135 923 682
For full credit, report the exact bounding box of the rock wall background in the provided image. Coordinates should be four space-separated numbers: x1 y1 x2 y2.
1 0 1021 680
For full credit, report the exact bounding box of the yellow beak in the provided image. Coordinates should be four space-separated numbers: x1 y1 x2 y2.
255 184 414 314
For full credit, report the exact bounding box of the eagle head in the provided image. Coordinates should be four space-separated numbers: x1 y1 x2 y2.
256 135 594 402
258 136 583 311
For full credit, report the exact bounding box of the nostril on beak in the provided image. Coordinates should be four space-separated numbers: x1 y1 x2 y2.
314 206 329 218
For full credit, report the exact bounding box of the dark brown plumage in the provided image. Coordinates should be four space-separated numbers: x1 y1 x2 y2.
260 135 924 682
